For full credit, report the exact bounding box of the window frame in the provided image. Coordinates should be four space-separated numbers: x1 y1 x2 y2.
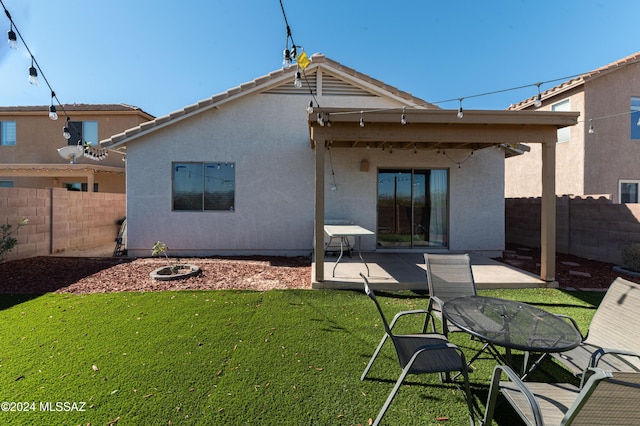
552 99 571 143
1 121 17 146
67 120 99 146
631 97 640 140
620 179 640 204
172 162 236 212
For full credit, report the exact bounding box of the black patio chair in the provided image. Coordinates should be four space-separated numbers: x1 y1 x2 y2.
360 273 475 426
423 253 477 336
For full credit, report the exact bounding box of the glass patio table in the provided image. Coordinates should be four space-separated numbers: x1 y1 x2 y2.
442 295 582 379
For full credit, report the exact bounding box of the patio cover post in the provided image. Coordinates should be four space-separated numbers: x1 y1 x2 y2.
314 138 326 282
540 140 556 282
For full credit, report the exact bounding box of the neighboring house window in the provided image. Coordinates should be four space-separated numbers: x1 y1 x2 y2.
67 121 98 146
173 162 235 211
0 180 14 188
631 97 640 140
620 180 640 203
1 121 17 146
552 99 571 143
64 182 99 192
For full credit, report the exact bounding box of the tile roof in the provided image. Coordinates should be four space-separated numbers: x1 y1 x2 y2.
0 103 153 115
509 51 640 110
101 54 433 148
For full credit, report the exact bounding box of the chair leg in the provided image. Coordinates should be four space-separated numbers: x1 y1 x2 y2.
461 365 476 426
372 362 412 426
361 333 389 381
422 312 437 334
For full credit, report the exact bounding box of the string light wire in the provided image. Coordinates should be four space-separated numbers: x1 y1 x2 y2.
2 0 114 161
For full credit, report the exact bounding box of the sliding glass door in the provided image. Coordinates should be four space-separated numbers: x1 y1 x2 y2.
377 169 448 248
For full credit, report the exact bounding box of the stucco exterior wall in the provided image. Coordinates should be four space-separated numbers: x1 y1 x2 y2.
125 88 506 257
583 63 640 201
505 59 640 203
504 89 585 198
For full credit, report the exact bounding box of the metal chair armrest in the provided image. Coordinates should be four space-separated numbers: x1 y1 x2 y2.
388 309 431 330
482 365 543 426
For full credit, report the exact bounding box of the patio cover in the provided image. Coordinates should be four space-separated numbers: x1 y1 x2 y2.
0 163 124 192
308 108 580 284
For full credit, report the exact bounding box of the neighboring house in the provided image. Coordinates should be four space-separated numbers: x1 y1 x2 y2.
505 51 640 203
0 104 154 193
101 54 576 283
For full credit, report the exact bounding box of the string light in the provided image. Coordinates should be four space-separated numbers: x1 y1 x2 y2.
2 0 115 161
359 111 365 127
588 119 594 134
401 107 407 125
28 57 38 85
7 22 16 48
457 98 464 118
49 91 58 120
293 69 302 88
534 82 543 107
63 117 71 140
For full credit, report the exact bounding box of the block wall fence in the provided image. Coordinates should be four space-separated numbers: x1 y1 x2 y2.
506 195 640 265
0 187 125 261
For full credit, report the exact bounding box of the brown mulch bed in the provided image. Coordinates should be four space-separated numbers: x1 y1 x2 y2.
1 247 639 294
0 256 312 294
496 245 640 290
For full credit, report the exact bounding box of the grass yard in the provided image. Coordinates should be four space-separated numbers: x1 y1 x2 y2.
0 288 603 425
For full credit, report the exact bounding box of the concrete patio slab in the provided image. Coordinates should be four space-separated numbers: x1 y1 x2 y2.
312 252 552 291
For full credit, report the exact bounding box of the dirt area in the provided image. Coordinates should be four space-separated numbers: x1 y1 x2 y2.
0 247 638 294
496 245 640 290
0 256 312 294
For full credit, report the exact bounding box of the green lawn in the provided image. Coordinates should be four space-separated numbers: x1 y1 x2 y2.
0 288 602 425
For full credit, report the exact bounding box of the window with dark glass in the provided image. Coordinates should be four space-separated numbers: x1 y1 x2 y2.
173 162 235 211
67 121 98 146
631 97 640 140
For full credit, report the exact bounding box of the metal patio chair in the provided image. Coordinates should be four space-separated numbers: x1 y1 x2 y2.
552 276 640 376
482 365 640 425
360 273 475 426
424 253 477 336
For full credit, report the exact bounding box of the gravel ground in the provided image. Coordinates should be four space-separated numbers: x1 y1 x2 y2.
0 247 638 294
0 256 312 294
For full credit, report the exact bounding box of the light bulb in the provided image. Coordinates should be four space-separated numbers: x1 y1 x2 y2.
28 64 38 85
457 107 463 119
306 101 313 114
293 71 302 88
282 49 292 69
317 112 324 126
534 94 542 108
49 105 58 120
63 118 71 139
8 28 17 49
588 119 594 134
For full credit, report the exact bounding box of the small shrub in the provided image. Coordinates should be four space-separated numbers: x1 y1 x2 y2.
151 241 181 274
621 243 640 272
0 217 29 262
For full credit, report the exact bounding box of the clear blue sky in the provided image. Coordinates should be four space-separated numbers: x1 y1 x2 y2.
1 0 639 118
